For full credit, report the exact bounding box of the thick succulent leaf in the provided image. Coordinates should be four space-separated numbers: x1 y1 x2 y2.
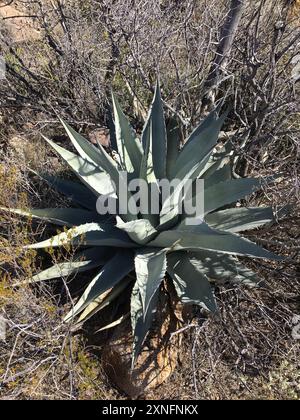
77 276 133 323
204 178 262 215
173 142 213 181
148 222 282 260
60 119 117 170
141 81 167 180
204 162 233 188
50 129 137 222
136 181 160 227
188 250 262 287
25 247 112 284
139 85 163 226
205 206 289 233
131 281 159 367
159 158 209 230
88 136 139 222
64 250 134 322
140 121 156 185
111 92 143 175
25 222 136 249
184 102 223 148
1 207 103 227
139 124 160 226
97 313 129 332
167 251 217 312
43 136 115 197
116 217 157 245
182 176 276 224
202 139 234 177
38 174 97 210
134 248 167 318
172 108 229 179
166 117 181 179
178 162 233 221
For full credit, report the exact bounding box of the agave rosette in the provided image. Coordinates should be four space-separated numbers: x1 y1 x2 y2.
3 83 285 364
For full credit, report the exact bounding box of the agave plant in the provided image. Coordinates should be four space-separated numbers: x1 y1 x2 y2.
3 83 285 365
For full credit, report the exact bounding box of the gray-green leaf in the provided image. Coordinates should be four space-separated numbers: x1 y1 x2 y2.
25 222 136 249
131 281 159 367
188 250 262 287
43 136 115 197
64 250 134 322
1 207 103 227
205 206 287 232
38 174 97 210
148 222 282 260
167 251 217 312
77 276 133 324
141 81 167 180
111 92 143 175
134 248 167 317
26 247 113 283
204 178 262 215
172 108 229 179
116 217 157 245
